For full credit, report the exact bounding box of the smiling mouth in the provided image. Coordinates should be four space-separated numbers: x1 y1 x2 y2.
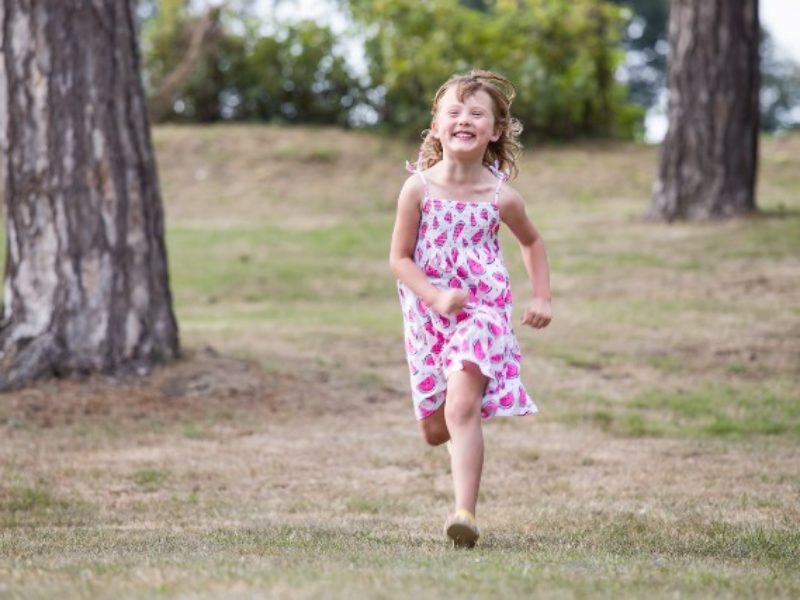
453 132 475 140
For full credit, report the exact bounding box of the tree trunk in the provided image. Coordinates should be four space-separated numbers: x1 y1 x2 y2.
0 0 179 390
649 0 760 221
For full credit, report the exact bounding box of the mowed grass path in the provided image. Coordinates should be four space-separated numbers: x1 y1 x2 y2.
1 125 798 598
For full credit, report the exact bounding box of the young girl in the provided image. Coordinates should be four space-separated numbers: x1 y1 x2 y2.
389 70 552 548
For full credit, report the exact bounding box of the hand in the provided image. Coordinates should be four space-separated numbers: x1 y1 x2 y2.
521 297 552 329
431 289 469 316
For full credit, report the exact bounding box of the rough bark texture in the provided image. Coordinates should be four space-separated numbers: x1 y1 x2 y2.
0 0 179 390
649 0 760 221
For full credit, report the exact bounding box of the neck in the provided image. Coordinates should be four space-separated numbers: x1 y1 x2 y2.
439 154 486 183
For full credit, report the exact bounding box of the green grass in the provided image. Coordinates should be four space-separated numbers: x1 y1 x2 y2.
131 469 171 492
630 384 800 439
167 221 391 306
0 518 796 598
0 483 88 528
1 126 799 598
558 382 800 440
181 421 210 440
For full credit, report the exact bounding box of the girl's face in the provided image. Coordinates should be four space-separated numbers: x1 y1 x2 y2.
432 85 501 159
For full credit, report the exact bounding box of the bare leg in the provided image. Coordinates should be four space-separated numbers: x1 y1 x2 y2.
419 401 450 446
444 363 487 516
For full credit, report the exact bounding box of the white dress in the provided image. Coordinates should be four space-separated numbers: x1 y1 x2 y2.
397 163 538 420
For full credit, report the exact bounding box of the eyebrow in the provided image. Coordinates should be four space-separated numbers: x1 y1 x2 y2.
444 104 486 112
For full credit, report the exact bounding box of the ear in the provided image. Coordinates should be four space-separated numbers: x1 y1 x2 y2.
431 120 440 139
491 124 502 142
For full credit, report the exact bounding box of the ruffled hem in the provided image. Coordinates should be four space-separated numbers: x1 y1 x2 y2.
410 307 538 420
413 353 539 421
413 383 539 421
443 353 538 419
415 389 447 420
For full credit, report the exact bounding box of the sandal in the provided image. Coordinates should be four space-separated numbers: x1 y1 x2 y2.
444 508 480 548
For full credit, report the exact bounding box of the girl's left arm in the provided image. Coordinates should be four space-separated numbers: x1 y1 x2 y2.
500 188 552 329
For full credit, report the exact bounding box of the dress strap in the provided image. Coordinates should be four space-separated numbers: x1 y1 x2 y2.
405 155 430 199
488 160 509 206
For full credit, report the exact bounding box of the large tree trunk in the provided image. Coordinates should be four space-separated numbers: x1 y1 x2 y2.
0 0 179 390
649 0 760 221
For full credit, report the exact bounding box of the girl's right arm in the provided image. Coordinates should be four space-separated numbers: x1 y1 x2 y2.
389 176 467 315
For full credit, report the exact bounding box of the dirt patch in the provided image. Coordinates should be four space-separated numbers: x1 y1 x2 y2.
0 348 279 431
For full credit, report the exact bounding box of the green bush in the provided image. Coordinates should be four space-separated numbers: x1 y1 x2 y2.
141 3 362 125
232 22 362 126
349 0 644 139
139 0 643 139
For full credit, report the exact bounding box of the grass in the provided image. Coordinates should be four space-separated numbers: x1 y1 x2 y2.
554 381 800 440
131 469 171 492
167 222 389 304
0 482 87 528
1 518 797 598
0 124 799 598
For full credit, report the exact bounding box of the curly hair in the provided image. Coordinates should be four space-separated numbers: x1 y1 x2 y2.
416 70 523 180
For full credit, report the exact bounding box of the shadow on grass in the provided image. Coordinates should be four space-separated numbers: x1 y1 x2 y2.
753 206 800 220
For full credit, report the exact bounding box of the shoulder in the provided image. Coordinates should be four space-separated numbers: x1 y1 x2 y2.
400 173 426 195
397 173 426 212
497 183 526 213
498 182 533 228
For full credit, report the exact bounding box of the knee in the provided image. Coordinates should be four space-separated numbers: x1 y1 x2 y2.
420 422 449 446
444 395 481 427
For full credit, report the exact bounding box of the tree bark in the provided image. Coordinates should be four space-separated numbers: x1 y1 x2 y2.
649 0 760 221
0 0 179 390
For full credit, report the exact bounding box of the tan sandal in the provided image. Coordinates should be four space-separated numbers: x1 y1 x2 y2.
444 508 480 548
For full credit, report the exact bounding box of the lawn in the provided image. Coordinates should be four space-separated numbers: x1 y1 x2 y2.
0 124 798 598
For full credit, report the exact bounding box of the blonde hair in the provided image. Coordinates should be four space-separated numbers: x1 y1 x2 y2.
417 70 523 180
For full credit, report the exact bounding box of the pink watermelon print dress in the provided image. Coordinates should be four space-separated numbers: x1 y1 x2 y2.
398 161 539 421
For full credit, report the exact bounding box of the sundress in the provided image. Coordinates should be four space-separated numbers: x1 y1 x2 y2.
397 161 539 420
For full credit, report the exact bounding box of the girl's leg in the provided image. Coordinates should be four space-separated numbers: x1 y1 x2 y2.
419 404 450 446
419 401 450 446
444 363 487 515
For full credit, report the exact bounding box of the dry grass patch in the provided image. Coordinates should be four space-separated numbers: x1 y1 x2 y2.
0 127 799 597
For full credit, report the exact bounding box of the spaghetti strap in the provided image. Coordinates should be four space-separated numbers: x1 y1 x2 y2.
488 160 509 206
396 157 537 422
405 156 430 199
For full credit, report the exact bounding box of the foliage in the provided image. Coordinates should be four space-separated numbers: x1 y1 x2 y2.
612 0 800 132
230 22 361 125
136 0 800 135
140 2 362 124
760 31 800 133
139 0 189 95
610 0 669 108
347 0 644 140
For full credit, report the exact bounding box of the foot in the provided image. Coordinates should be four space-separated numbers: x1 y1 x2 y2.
444 508 480 548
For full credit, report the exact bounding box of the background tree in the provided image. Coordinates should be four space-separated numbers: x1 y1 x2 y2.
141 2 362 125
0 0 179 389
613 0 799 132
134 0 799 136
649 0 760 220
760 30 800 133
611 0 669 108
231 21 362 126
146 4 223 122
347 0 643 140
